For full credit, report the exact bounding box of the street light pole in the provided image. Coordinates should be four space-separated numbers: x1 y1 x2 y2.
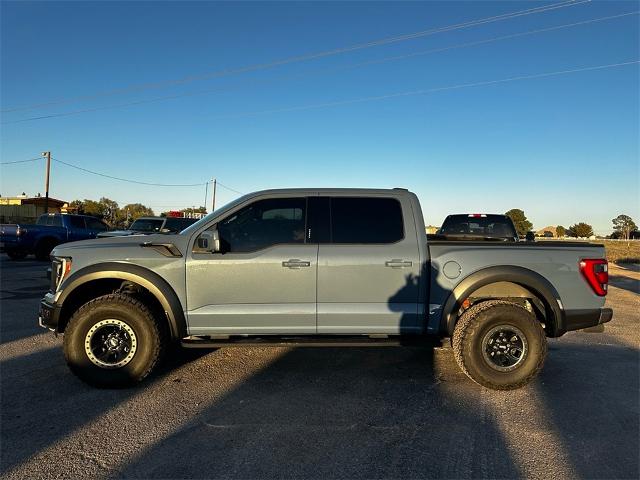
204 181 209 212
212 178 217 212
42 151 51 214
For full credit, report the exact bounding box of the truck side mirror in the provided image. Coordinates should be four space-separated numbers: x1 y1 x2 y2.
211 228 222 253
197 236 209 250
196 228 223 253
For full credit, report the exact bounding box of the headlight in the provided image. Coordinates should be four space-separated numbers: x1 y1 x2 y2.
51 257 72 292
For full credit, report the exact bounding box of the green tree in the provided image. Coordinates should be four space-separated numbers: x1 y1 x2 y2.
568 222 594 238
121 203 155 227
612 214 637 241
505 209 533 237
79 198 120 225
556 225 566 237
82 199 104 218
99 197 120 225
68 199 85 214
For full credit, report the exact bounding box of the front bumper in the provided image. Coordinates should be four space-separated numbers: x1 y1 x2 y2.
39 294 61 331
564 307 613 332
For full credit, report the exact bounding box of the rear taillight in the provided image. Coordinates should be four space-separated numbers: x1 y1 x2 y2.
579 259 608 296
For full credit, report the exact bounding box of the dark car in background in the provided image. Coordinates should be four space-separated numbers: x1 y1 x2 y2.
434 214 519 242
97 216 198 238
0 213 108 260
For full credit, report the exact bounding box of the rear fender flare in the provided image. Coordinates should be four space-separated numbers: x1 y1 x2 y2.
441 265 564 337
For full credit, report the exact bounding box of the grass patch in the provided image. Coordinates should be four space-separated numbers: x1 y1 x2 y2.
602 240 640 265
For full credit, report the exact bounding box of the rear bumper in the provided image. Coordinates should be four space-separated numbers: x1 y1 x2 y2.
564 307 613 332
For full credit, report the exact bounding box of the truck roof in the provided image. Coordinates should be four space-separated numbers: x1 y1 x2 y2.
245 187 412 196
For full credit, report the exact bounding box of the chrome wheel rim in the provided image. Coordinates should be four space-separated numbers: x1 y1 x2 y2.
481 325 528 372
85 319 137 369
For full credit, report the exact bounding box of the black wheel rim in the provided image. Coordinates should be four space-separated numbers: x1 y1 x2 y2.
481 325 528 372
85 319 137 369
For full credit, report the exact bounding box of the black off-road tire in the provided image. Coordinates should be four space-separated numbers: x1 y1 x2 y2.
63 293 167 388
35 238 57 261
6 251 28 260
452 300 547 390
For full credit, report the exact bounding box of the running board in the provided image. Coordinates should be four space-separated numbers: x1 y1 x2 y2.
180 335 441 348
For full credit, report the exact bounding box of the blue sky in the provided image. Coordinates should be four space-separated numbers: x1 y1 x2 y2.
1 0 638 234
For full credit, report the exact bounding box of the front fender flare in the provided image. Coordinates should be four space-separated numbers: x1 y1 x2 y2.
441 265 565 337
57 262 187 339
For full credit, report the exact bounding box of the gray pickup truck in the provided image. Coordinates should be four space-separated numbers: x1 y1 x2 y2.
39 188 612 390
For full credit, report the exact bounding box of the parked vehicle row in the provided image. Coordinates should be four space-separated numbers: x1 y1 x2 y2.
0 214 198 260
0 210 520 261
0 214 108 260
97 216 198 238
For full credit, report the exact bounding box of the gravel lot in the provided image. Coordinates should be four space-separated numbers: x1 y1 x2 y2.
1 256 638 479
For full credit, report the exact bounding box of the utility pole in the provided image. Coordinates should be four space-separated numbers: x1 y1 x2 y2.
42 151 51 214
211 178 217 212
204 181 209 212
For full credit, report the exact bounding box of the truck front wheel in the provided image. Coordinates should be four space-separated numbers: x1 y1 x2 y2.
63 294 166 388
452 300 547 390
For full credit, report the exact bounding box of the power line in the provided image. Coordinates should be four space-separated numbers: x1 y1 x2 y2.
52 158 206 187
203 60 640 120
3 9 633 125
0 157 42 165
51 158 245 195
216 181 244 195
1 0 589 113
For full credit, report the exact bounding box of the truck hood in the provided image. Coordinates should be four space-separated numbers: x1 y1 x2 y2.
97 230 140 237
51 233 186 257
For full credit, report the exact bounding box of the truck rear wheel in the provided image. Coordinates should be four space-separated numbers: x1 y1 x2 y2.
452 300 547 390
63 293 166 388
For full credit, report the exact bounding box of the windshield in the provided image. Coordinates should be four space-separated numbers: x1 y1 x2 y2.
439 214 517 240
162 217 198 232
130 218 164 232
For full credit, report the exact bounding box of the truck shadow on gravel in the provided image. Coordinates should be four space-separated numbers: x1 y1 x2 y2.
0 346 209 475
2 342 638 479
115 345 524 479
113 341 639 479
608 275 640 295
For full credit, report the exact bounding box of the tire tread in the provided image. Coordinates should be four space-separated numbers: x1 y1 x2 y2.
63 293 166 387
452 299 547 390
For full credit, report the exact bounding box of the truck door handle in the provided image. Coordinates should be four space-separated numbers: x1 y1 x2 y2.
385 259 412 268
282 259 311 269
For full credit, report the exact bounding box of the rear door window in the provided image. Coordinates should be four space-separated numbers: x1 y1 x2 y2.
330 197 403 244
68 216 86 229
